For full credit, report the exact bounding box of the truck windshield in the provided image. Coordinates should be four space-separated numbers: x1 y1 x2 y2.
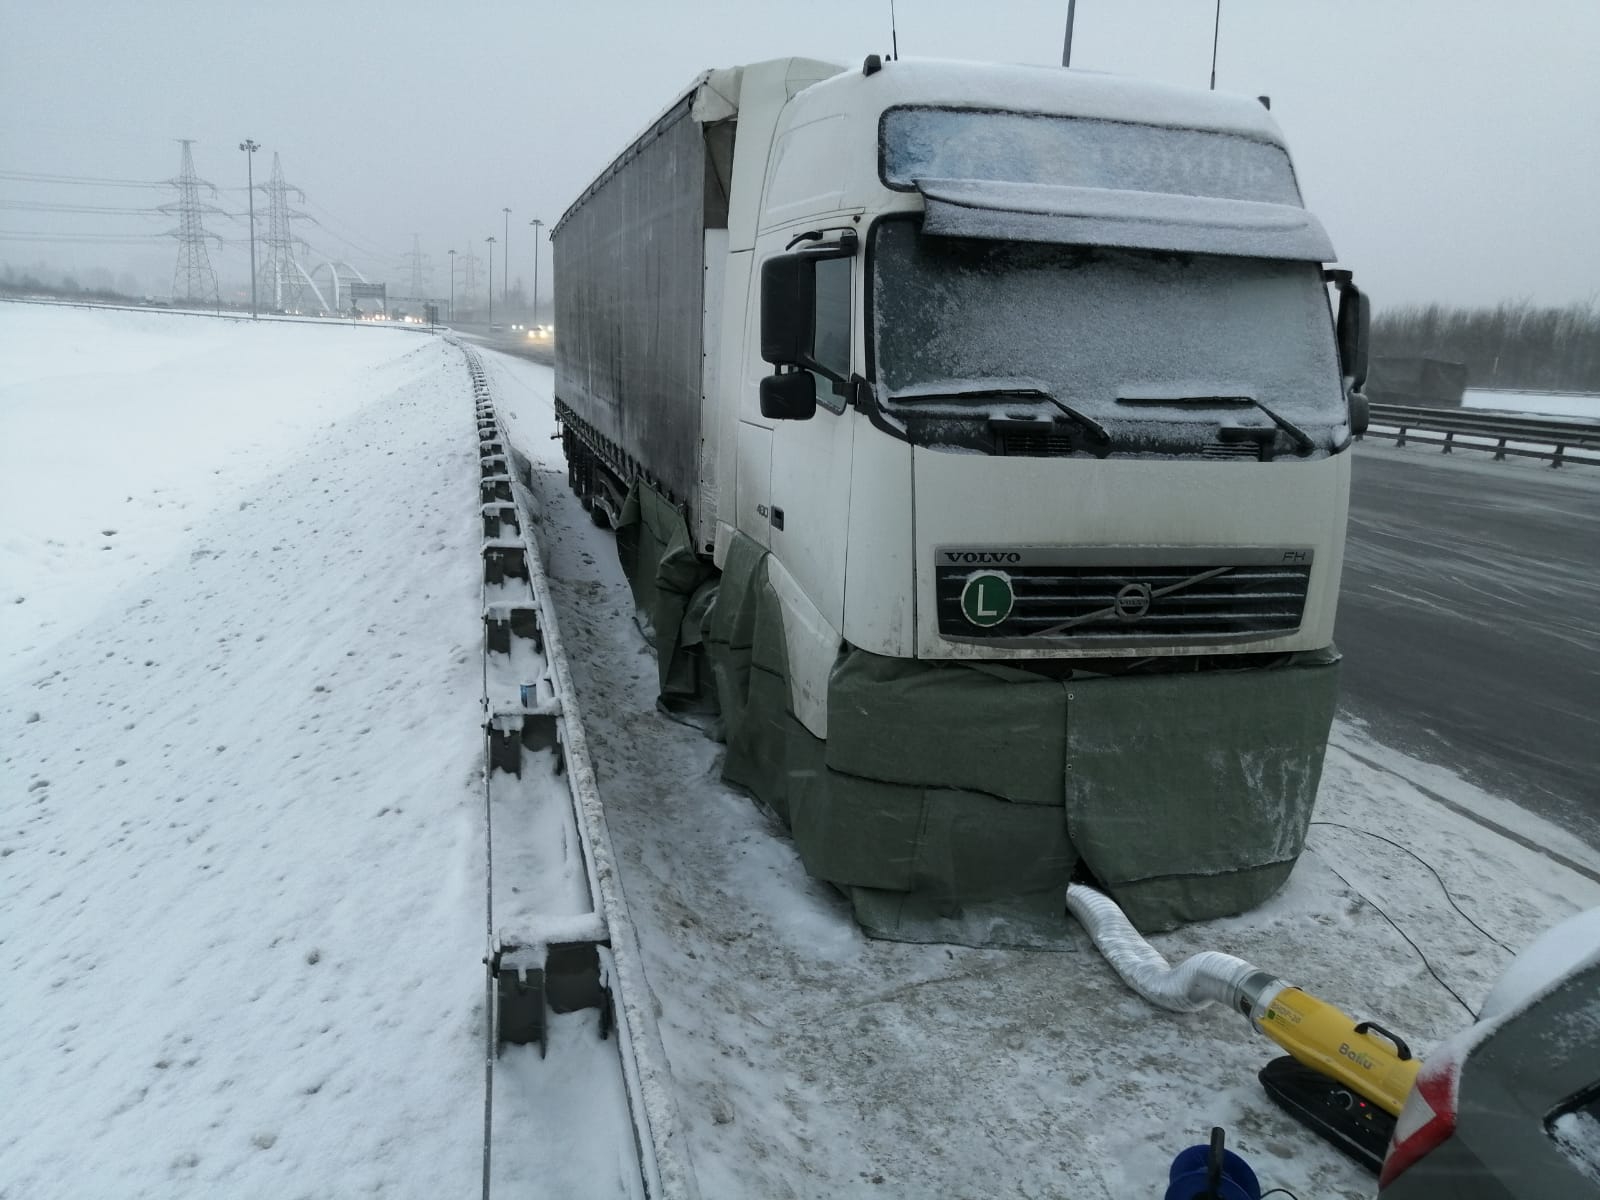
869 217 1347 458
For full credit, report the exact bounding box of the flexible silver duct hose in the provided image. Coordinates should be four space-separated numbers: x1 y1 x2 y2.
1065 884 1286 1018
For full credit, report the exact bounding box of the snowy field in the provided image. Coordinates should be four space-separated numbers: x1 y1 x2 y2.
0 305 440 660
2 305 486 1196
4 303 1598 1198
1465 387 1600 419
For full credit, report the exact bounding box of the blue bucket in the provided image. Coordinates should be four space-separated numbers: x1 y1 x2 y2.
1164 1143 1261 1200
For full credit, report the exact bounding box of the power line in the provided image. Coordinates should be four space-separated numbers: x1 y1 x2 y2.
299 196 392 262
0 169 172 189
0 231 170 243
297 234 386 277
3 155 401 300
0 200 169 216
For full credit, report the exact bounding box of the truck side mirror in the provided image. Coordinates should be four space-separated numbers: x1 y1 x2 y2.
760 254 814 366
1348 389 1370 436
1328 272 1371 393
760 370 817 421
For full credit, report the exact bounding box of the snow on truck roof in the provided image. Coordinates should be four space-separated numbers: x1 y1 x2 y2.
555 57 1294 233
797 57 1290 145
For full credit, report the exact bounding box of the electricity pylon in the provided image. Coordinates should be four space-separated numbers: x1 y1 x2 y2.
399 234 432 296
259 152 310 312
162 139 222 305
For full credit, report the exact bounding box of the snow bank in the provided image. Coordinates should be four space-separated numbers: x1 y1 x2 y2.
0 303 428 660
1464 388 1600 419
1 310 485 1197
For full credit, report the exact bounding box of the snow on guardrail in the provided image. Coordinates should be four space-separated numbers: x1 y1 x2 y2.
461 342 696 1200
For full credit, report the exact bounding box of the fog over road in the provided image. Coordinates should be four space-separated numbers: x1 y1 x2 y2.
1338 445 1600 849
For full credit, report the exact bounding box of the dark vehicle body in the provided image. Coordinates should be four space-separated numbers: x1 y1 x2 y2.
1380 914 1600 1196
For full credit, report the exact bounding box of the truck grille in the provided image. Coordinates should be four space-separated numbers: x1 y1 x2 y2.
934 548 1313 645
997 432 1262 460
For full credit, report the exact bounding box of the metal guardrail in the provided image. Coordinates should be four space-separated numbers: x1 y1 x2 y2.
1361 403 1600 467
463 344 695 1200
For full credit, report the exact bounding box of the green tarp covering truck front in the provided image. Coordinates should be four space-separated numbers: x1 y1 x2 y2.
615 480 1340 947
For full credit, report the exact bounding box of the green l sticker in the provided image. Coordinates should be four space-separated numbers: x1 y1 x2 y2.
960 571 1014 627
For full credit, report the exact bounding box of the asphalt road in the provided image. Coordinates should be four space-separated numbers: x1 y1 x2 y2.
1339 444 1600 849
453 324 554 365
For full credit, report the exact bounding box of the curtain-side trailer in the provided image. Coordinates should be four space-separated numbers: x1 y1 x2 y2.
552 57 1371 945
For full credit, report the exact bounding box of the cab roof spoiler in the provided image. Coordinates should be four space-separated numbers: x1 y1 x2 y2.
916 177 1336 262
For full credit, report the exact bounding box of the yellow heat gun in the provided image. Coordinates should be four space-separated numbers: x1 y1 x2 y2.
1255 985 1420 1116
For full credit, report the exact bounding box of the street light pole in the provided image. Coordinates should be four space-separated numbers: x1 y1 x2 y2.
527 217 544 327
486 236 496 327
238 138 259 318
1210 0 1222 90
501 207 511 306
447 248 456 322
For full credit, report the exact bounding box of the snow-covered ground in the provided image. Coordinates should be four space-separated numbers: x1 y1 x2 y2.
1465 388 1600 419
0 304 436 661
5 303 1597 1199
1 305 486 1196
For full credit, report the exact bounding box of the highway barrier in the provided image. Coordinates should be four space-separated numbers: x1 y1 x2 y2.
1361 403 1600 467
463 344 696 1200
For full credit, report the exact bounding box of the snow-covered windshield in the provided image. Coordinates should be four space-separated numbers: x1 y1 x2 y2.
869 217 1346 457
881 107 1301 206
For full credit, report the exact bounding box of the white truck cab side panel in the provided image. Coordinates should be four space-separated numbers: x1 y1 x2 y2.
735 422 773 550
769 403 853 631
763 554 839 738
724 59 845 252
842 419 915 657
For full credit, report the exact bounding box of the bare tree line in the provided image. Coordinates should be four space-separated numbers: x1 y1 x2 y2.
1372 300 1600 392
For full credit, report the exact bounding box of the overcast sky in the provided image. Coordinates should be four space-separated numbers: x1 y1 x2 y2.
3 0 1597 309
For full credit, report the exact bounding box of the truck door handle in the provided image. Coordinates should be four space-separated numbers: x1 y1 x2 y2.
770 506 785 531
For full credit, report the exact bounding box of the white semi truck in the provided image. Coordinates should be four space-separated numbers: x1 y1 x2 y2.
551 57 1370 944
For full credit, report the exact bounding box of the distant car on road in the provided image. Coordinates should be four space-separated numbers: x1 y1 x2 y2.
1379 907 1600 1196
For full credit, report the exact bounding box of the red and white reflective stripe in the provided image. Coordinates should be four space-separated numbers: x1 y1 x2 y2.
1379 1057 1461 1188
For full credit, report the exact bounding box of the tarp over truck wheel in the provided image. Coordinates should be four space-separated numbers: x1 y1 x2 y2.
614 482 718 713
631 486 1340 946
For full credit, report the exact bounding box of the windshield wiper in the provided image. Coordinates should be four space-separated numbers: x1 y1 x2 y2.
889 379 1112 445
1117 392 1314 457
1241 397 1314 455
